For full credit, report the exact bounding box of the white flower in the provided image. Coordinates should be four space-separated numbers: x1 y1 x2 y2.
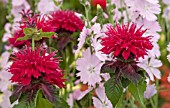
2 23 12 42
125 0 160 21
77 88 93 100
137 57 162 81
91 23 102 35
11 0 30 22
136 18 161 34
67 94 74 108
0 52 12 92
167 54 170 62
93 86 113 108
0 90 12 108
38 0 61 14
147 42 161 58
76 48 104 87
144 84 157 99
74 26 91 55
167 43 170 62
12 0 25 6
91 35 112 61
113 8 122 22
168 74 170 83
146 0 159 4
167 43 170 52
91 16 98 23
163 0 170 5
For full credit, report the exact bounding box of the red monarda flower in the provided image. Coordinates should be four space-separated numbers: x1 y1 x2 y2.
9 15 55 48
9 29 30 48
48 10 84 32
91 0 106 9
8 47 65 88
100 23 153 60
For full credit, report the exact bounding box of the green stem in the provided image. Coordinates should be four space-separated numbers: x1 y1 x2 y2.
108 0 114 25
85 6 91 27
150 98 155 108
129 97 136 108
154 79 159 108
32 37 35 50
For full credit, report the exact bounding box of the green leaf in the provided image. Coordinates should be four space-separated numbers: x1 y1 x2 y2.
104 76 123 107
17 35 32 41
13 102 27 108
13 101 34 108
121 78 131 88
121 64 142 85
115 93 124 108
24 28 35 35
35 90 54 108
128 81 146 108
41 32 55 38
54 96 70 108
10 85 23 104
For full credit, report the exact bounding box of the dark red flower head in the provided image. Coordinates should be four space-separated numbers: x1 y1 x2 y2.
9 15 55 48
48 10 84 32
100 23 153 60
9 29 30 48
91 0 106 9
8 47 65 88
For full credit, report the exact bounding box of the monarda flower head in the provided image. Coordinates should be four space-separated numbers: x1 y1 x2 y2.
100 23 153 60
8 47 65 88
9 29 30 48
91 0 106 9
48 10 84 33
9 10 55 48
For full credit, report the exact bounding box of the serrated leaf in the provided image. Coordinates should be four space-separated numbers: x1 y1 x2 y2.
41 32 55 38
10 85 23 104
17 35 32 41
13 102 27 108
54 96 70 108
121 78 131 88
13 101 34 108
24 28 35 35
35 89 54 108
104 76 123 107
121 64 142 85
115 93 124 108
34 34 42 41
40 84 69 108
128 81 146 108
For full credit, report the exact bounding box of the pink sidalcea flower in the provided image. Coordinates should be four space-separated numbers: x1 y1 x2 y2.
125 0 160 21
93 86 113 108
38 0 61 14
137 57 162 81
76 48 104 87
144 84 157 99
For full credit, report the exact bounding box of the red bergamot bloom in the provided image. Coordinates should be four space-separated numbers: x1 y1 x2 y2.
9 29 30 48
8 47 65 88
48 10 84 32
100 23 153 60
9 14 55 48
91 0 106 9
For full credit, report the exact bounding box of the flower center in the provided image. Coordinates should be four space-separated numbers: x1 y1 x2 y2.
88 66 95 73
102 101 109 108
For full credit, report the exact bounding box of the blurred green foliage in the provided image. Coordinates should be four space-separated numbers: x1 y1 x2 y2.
0 1 8 53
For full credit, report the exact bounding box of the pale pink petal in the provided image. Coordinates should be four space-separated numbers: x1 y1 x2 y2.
92 97 103 108
77 88 93 100
144 84 157 99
